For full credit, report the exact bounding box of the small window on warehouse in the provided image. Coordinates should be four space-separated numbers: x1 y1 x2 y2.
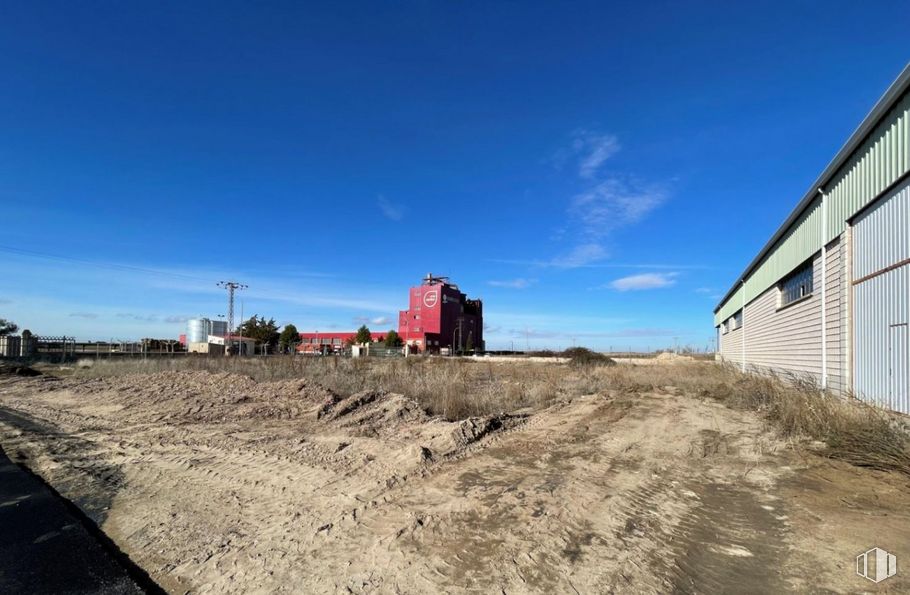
779 261 814 307
731 310 742 330
721 321 728 335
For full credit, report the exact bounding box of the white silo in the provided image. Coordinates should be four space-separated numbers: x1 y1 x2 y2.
187 318 211 344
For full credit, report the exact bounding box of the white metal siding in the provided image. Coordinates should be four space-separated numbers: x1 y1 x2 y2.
825 238 846 392
853 177 910 278
827 91 910 241
854 267 909 413
742 255 823 383
717 319 743 366
853 180 910 413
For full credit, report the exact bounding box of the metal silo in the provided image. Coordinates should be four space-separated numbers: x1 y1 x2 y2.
187 318 211 344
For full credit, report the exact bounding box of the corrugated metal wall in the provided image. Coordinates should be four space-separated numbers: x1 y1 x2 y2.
740 253 823 383
827 91 910 241
716 87 910 326
853 180 910 413
825 238 846 392
716 241 848 391
717 321 743 366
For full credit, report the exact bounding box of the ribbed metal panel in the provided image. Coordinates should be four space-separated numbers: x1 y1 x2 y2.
854 266 909 413
744 196 823 305
716 87 910 326
715 284 743 326
854 180 910 413
187 318 211 344
827 91 910 241
853 178 910 278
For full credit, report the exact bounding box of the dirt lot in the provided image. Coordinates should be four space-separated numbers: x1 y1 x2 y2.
1 360 909 593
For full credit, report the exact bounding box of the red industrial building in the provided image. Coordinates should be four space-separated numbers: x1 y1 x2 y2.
399 274 483 353
296 274 483 355
296 331 385 354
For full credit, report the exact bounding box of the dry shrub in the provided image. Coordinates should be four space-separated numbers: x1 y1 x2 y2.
67 356 910 475
700 365 910 475
562 347 616 367
70 356 577 421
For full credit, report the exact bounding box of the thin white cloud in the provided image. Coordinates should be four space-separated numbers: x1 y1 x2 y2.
487 278 536 289
377 195 404 221
487 258 708 270
608 272 678 291
548 243 609 269
69 312 98 319
553 130 621 179
571 177 668 236
575 132 621 179
116 313 158 322
371 316 391 325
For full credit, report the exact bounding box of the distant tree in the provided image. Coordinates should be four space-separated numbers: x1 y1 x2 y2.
0 319 18 336
279 324 300 353
384 330 403 348
236 315 280 349
354 324 372 345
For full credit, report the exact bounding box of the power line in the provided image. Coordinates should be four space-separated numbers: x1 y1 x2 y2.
217 281 247 350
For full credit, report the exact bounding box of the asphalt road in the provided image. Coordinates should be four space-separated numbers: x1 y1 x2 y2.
0 446 151 594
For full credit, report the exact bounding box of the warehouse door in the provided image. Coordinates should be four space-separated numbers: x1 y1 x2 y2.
853 178 910 414
889 324 908 413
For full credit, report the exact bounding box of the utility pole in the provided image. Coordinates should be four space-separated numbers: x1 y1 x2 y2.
217 280 247 355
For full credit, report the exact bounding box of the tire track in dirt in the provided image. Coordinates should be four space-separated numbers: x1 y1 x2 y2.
3 370 909 593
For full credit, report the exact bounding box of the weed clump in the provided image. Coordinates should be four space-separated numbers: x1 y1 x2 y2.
562 347 616 367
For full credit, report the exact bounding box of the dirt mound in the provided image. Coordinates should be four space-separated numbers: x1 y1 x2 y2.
450 416 504 448
319 390 429 436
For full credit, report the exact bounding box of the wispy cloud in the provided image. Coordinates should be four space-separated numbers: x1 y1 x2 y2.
164 315 190 324
116 313 158 322
488 258 707 270
548 243 609 268
571 177 668 236
695 287 723 300
487 278 537 289
371 316 390 325
608 272 678 291
69 312 98 319
542 131 669 269
574 132 621 179
552 130 621 179
377 195 404 221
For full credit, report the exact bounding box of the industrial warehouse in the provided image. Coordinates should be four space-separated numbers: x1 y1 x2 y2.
715 64 910 414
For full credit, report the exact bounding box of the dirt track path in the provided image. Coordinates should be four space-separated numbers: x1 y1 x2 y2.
2 371 909 593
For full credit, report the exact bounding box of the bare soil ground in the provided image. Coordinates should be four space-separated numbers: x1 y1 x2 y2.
1 362 909 593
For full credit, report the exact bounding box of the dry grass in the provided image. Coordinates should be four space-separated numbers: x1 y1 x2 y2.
586 361 910 475
67 356 589 421
62 355 910 474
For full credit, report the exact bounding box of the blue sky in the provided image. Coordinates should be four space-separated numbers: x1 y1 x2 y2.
1 2 908 350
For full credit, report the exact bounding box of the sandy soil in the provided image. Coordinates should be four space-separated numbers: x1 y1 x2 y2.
1 366 909 593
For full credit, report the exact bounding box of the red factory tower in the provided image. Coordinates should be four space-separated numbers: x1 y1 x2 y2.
399 274 483 353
